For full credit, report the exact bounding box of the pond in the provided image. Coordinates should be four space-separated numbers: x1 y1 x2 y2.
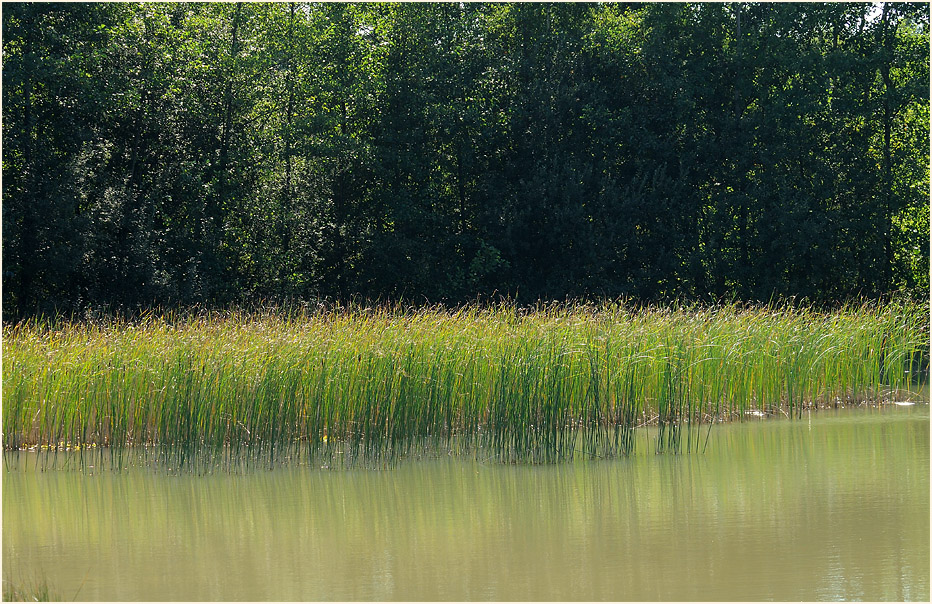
3 404 928 601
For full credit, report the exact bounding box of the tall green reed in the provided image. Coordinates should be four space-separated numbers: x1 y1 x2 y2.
3 300 928 468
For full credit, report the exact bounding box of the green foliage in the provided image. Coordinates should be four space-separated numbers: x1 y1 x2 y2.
1 3 929 318
3 301 927 467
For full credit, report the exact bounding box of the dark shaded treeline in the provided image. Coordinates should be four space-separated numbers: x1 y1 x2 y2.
2 2 928 319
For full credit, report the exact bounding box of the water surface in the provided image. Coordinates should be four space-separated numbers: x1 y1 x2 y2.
3 404 928 601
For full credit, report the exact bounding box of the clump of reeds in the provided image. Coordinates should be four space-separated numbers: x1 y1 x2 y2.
3 300 928 468
2 577 59 602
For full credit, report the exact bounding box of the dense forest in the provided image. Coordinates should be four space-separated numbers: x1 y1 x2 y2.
2 2 929 319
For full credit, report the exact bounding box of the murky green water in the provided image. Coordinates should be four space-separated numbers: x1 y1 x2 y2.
3 405 929 601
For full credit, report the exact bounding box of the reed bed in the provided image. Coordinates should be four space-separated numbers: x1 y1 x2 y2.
3 300 928 468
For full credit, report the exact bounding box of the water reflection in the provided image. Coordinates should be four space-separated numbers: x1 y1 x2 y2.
3 405 928 601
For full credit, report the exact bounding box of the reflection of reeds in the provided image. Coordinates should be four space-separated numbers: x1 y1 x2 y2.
3 300 928 467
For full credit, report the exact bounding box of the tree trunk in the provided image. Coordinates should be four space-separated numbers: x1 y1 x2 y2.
216 3 243 222
879 2 895 290
280 2 297 298
19 13 37 313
